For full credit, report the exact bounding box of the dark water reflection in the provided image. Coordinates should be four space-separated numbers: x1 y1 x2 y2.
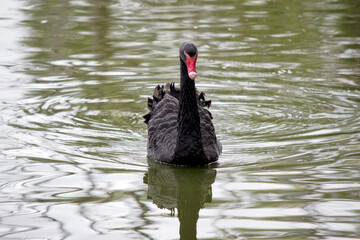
1 0 360 239
144 159 216 240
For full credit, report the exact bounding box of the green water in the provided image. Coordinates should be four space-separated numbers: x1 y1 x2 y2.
1 0 360 239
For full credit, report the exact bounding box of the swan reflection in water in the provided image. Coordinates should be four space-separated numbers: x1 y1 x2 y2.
143 159 217 240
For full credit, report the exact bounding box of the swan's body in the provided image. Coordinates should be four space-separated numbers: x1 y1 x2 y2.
144 42 221 165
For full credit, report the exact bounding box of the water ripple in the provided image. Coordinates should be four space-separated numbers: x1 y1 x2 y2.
1 0 360 239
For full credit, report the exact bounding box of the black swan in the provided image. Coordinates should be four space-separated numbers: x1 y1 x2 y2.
143 42 221 165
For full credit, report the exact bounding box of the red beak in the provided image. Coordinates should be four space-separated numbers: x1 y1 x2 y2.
184 51 197 80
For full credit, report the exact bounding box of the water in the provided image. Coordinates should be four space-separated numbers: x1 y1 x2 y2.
1 0 360 239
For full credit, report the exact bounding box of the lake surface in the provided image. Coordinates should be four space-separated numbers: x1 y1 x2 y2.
1 0 360 239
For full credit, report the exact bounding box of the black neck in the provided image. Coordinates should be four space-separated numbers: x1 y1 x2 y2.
174 58 204 162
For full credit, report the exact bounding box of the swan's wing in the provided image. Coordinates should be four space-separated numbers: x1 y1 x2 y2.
199 106 222 162
145 94 178 162
197 90 221 160
144 84 221 163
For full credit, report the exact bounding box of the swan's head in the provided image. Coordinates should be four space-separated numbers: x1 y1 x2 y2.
180 42 198 80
